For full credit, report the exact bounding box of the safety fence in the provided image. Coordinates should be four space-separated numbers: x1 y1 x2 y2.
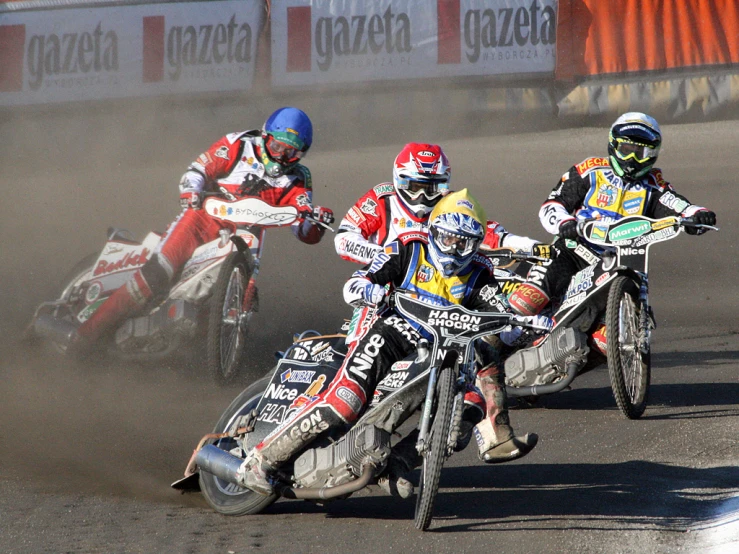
1 0 738 119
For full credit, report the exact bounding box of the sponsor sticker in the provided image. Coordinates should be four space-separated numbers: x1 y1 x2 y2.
280 368 316 384
373 184 394 196
608 220 651 241
214 146 230 160
360 198 378 216
416 265 434 283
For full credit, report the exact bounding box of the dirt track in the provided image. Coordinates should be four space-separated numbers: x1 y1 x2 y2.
1 101 737 553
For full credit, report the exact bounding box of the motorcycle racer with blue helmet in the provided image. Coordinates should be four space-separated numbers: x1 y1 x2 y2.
69 107 334 349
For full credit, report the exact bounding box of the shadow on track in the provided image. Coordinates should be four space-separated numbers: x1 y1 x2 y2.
253 462 737 533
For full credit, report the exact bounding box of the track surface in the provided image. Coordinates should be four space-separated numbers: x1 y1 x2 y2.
1 104 737 553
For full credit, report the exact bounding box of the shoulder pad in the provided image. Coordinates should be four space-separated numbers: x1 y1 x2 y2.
398 232 428 245
225 130 256 144
470 253 495 274
575 157 610 176
373 182 395 198
648 168 671 189
292 164 313 188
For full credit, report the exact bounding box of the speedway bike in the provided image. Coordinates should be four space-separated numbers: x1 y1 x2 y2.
172 291 546 530
28 196 331 384
496 215 718 419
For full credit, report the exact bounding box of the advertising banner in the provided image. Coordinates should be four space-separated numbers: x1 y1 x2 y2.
0 1 265 106
270 0 557 88
556 0 739 80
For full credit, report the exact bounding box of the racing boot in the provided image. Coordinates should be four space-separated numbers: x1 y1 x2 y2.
454 385 486 452
377 432 421 500
237 449 274 497
475 363 538 464
74 269 154 350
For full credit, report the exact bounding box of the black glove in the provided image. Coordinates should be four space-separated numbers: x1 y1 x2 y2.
685 210 716 235
695 210 716 226
558 220 579 240
240 173 269 196
532 243 556 259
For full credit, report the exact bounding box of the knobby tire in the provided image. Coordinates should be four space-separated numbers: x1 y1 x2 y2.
414 364 455 531
606 276 651 419
206 251 253 385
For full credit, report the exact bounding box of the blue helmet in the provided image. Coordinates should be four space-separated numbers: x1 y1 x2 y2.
260 107 313 177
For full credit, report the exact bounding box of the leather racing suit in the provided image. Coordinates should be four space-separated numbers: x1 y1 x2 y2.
508 157 712 317
253 237 523 468
76 130 326 343
335 182 541 265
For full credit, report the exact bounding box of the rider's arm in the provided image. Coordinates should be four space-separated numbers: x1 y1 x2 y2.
484 220 540 252
276 165 326 245
335 189 386 264
538 164 591 235
342 241 409 307
646 169 709 218
179 133 244 208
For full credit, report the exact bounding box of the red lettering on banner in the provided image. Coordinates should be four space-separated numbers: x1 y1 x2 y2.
142 16 165 83
0 25 26 92
287 6 311 72
437 0 460 64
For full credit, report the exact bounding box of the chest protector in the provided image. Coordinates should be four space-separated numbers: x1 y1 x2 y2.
399 244 475 307
578 168 650 223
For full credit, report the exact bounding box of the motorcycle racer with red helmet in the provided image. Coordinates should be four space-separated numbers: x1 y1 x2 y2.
335 142 551 265
69 107 334 349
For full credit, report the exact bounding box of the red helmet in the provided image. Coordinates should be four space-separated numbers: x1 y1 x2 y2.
392 143 451 217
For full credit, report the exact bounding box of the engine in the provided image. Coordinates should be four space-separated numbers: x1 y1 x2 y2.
504 327 589 387
292 425 391 489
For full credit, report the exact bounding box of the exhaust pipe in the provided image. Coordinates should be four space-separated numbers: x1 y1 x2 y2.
194 445 376 500
194 445 244 485
506 361 580 397
33 314 78 345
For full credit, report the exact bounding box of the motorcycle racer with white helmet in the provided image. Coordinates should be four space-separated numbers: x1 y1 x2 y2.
508 112 717 320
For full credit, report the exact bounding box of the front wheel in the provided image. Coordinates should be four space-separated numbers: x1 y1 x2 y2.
414 365 455 531
206 251 254 385
199 374 276 515
606 276 651 419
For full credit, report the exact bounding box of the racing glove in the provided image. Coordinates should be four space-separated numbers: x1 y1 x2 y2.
532 243 556 259
685 210 716 235
558 219 579 240
313 206 335 225
180 190 202 210
344 278 386 307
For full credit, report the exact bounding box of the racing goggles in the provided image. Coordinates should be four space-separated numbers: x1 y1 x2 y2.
266 135 305 164
397 176 449 200
613 138 660 163
432 227 481 257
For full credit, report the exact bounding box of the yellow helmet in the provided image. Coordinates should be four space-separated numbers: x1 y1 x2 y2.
427 189 486 277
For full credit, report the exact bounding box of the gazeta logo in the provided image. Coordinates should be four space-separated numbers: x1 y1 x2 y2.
608 220 651 241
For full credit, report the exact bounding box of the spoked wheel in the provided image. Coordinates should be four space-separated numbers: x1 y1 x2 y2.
199 374 277 515
207 251 254 385
414 365 455 531
606 276 651 419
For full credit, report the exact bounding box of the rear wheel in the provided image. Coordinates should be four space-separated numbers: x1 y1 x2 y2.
207 251 254 385
414 365 455 531
199 374 277 515
606 276 650 419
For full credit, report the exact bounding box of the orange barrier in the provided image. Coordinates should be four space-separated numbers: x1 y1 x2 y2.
556 0 739 80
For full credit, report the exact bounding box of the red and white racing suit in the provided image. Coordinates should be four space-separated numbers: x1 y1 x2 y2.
77 130 325 342
335 182 540 265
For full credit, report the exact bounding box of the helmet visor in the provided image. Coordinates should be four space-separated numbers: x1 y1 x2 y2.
266 135 304 164
432 227 481 257
397 176 449 200
613 138 659 163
